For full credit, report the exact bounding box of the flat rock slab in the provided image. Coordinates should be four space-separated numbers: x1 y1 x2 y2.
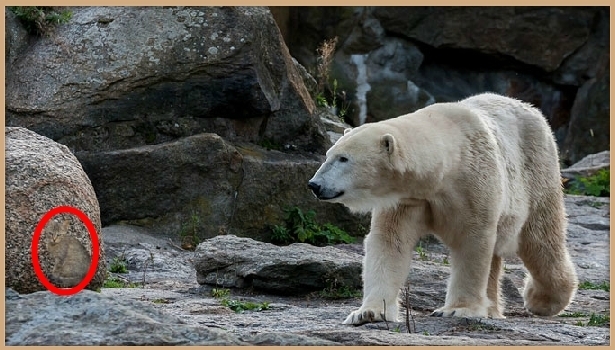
5 288 335 346
4 288 245 346
193 234 362 294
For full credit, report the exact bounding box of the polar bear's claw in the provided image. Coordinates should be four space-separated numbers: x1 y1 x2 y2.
343 309 382 325
432 306 488 318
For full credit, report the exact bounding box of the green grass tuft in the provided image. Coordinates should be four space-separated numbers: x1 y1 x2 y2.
109 257 128 273
565 169 610 197
221 298 271 313
10 6 72 36
578 281 610 292
270 207 355 246
211 288 231 298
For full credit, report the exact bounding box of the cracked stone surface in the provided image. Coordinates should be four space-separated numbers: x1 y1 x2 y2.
5 195 609 345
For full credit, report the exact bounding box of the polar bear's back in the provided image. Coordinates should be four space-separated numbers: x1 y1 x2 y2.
458 93 563 213
458 93 560 176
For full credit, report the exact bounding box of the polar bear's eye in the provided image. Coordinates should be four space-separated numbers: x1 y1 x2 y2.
339 156 349 163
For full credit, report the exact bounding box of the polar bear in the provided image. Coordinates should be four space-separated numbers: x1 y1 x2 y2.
308 92 578 324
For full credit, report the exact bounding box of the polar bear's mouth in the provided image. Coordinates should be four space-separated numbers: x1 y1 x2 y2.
308 181 345 200
325 191 344 200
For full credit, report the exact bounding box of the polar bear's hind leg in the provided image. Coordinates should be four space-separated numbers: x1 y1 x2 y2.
518 202 578 316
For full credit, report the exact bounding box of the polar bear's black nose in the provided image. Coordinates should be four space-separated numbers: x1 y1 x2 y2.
307 181 321 195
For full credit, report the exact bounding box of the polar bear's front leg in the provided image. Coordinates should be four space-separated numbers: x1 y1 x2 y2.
343 207 421 325
431 227 497 318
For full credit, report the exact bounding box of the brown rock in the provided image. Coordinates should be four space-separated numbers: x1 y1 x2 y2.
5 127 106 293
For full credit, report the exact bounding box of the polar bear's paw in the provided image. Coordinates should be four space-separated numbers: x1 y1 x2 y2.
343 308 396 325
430 305 488 318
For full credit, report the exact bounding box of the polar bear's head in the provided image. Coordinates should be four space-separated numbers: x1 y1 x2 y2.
308 125 407 213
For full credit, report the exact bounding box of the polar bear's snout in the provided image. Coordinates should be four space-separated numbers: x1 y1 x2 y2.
307 179 344 200
307 180 321 196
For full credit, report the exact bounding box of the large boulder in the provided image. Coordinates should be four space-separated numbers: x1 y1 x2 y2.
6 6 329 154
561 151 609 180
372 7 596 73
561 63 610 165
279 6 608 161
78 133 368 242
193 235 362 294
5 127 107 293
5 8 29 65
6 6 347 239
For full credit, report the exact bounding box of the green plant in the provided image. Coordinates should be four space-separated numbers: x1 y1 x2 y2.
316 93 329 108
269 207 355 246
221 299 271 313
331 79 351 120
313 37 352 120
211 288 231 298
578 281 610 292
559 312 588 318
423 330 430 336
588 201 607 208
258 138 281 151
179 211 201 251
415 244 428 261
442 256 449 265
10 6 72 36
109 257 128 273
271 224 293 245
587 313 610 326
316 37 338 96
152 298 170 304
319 285 362 299
103 276 138 288
565 169 610 197
467 322 501 332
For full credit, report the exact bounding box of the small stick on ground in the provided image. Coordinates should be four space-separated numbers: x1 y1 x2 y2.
403 282 416 333
142 251 154 287
382 299 389 330
168 238 186 251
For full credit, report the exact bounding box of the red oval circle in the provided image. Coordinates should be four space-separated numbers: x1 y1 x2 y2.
31 206 100 296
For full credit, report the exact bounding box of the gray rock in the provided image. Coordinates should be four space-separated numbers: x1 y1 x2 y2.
4 289 247 345
6 6 328 155
77 133 367 241
562 150 610 181
193 234 362 294
231 143 370 240
372 7 596 73
281 6 607 163
5 8 30 65
5 127 106 293
553 8 609 86
5 194 609 346
566 150 610 171
562 66 610 165
77 133 243 240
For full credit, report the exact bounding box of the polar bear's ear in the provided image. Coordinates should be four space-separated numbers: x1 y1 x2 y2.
343 128 352 135
380 134 395 155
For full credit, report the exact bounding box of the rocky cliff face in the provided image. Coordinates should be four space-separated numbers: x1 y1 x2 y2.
5 6 361 240
6 7 328 154
277 6 609 165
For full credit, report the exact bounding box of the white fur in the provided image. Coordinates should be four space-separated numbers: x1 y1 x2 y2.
309 93 578 325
